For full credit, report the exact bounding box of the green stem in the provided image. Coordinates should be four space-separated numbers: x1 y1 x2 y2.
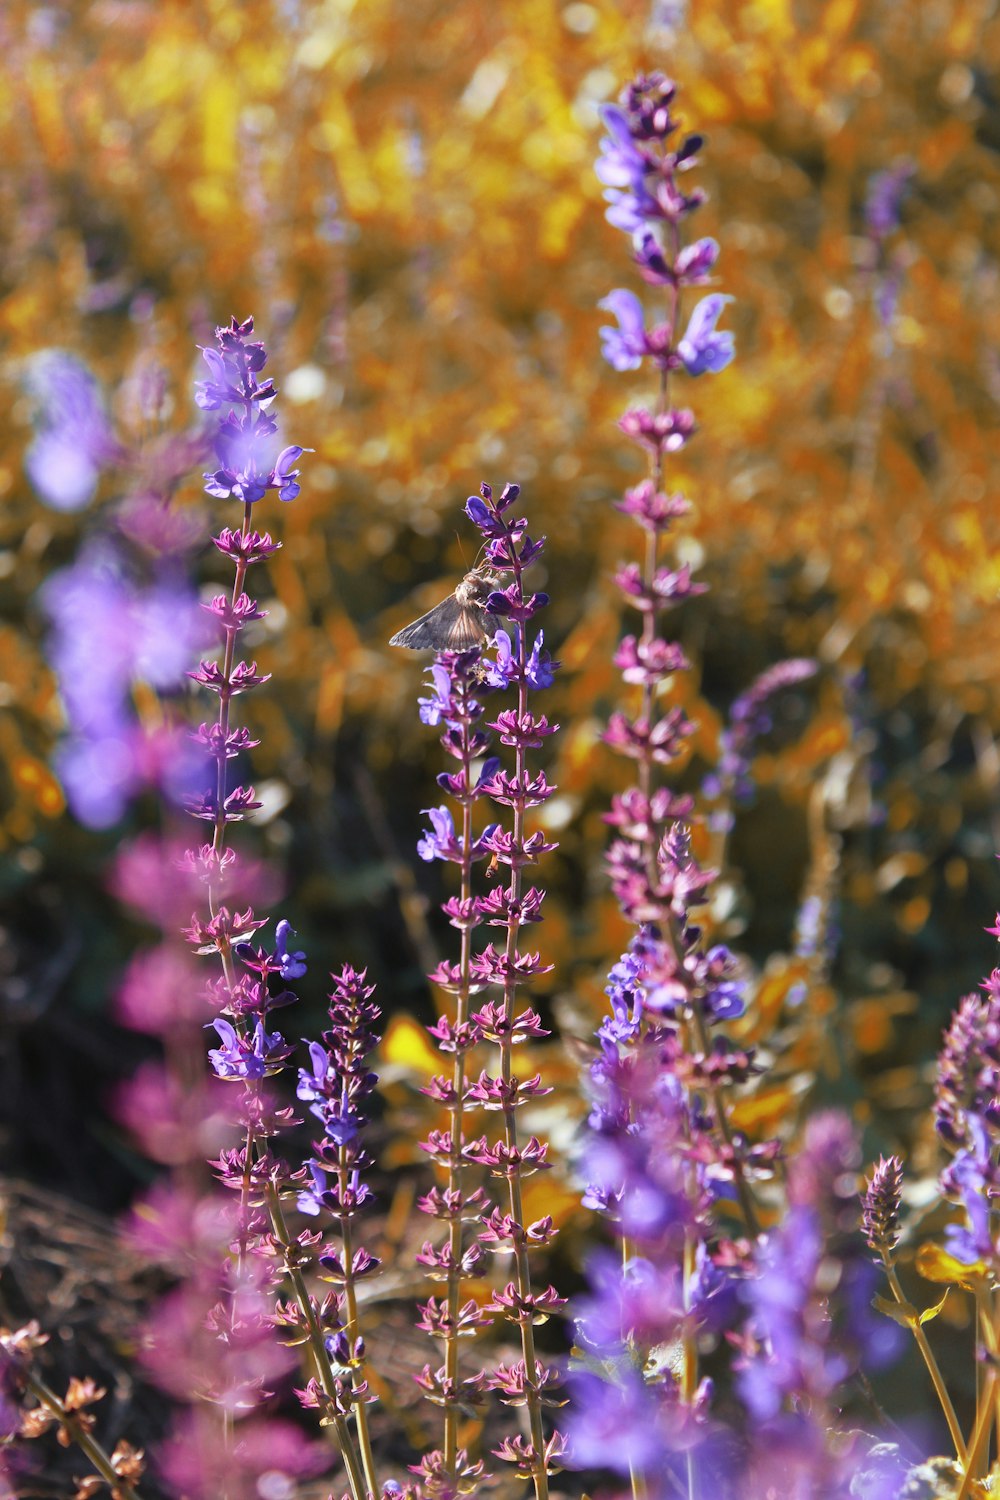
958 1369 995 1499
337 1165 379 1497
885 1265 966 1462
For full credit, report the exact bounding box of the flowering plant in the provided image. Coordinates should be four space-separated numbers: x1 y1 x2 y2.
3 58 994 1500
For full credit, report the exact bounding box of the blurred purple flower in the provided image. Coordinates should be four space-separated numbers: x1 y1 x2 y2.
42 542 203 826
677 294 735 376
24 350 122 512
565 1367 665 1476
864 161 914 241
599 289 650 370
702 658 816 808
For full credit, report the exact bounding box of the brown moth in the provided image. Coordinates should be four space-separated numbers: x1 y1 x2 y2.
389 565 501 651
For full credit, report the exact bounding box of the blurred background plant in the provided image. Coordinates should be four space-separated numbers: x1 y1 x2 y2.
2 0 1000 1486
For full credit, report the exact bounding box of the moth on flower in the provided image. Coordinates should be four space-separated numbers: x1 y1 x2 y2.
389 564 500 651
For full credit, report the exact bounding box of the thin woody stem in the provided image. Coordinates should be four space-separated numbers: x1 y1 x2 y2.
498 599 549 1500
264 1184 369 1500
21 1368 145 1500
337 1154 379 1496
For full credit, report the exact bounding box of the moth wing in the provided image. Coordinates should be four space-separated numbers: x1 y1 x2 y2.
389 599 453 649
389 597 490 651
445 604 494 650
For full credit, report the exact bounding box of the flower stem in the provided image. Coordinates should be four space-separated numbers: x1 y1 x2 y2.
499 613 549 1500
885 1264 966 1462
337 1164 379 1496
264 1183 369 1500
443 762 475 1480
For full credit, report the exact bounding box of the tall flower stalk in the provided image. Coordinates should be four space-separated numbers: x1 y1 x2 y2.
570 74 763 1497
410 481 565 1499
595 75 758 1227
414 645 496 1495
185 316 371 1500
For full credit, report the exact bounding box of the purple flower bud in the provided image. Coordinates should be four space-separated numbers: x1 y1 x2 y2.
862 1156 904 1261
675 236 720 284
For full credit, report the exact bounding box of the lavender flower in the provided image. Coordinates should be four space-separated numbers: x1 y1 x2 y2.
197 316 305 505
570 72 780 1495
862 160 915 334
180 317 377 1500
864 161 915 241
701 658 818 826
738 1114 898 1489
599 289 654 370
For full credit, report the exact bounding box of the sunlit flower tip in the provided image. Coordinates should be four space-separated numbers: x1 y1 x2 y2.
677 294 735 376
598 289 649 371
862 1156 904 1259
275 919 307 979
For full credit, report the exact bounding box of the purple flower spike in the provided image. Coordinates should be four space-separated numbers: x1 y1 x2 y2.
598 289 650 371
199 316 308 507
677 294 735 376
